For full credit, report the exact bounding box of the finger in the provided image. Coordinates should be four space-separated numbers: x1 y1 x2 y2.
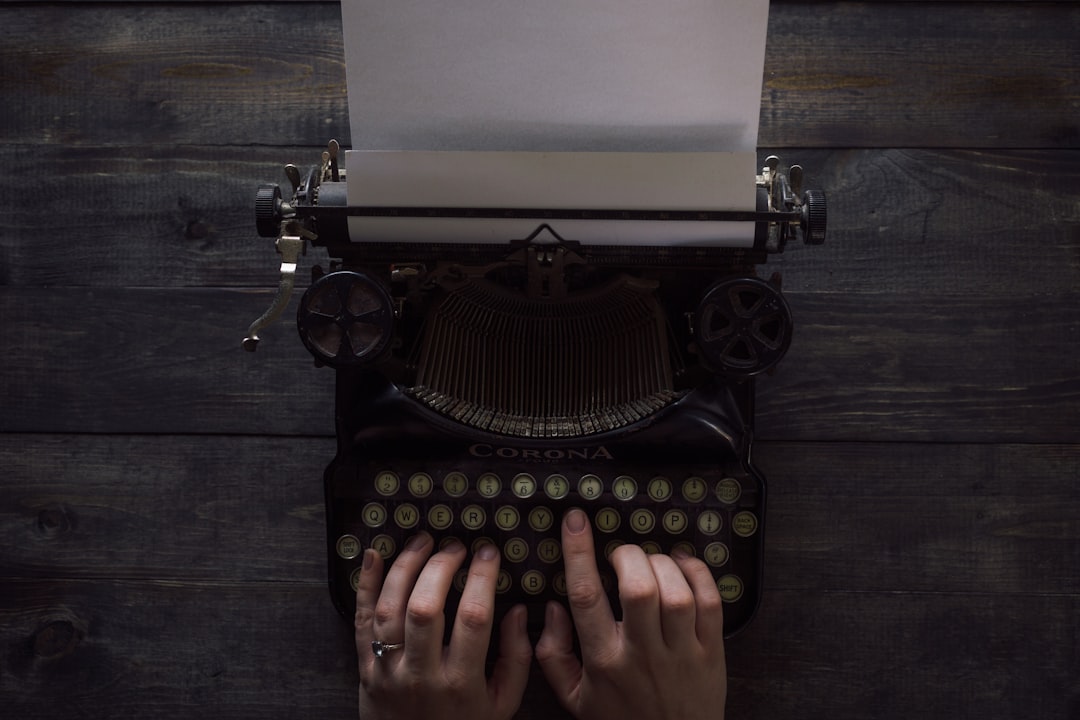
608 544 662 649
374 533 433 659
355 549 385 674
446 542 500 669
489 604 533 720
648 553 698 648
673 552 726 646
560 508 618 658
403 539 467 674
535 601 584 710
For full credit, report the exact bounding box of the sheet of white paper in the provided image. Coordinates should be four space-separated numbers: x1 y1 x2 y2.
339 0 770 245
345 149 758 245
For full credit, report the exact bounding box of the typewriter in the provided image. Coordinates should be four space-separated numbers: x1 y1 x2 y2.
243 143 825 637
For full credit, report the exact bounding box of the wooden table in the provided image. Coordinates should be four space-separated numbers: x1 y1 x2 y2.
1 1 1077 718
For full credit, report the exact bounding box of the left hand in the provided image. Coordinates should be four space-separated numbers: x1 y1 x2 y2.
354 533 533 720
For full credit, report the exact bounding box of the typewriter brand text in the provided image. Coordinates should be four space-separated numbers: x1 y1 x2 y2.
468 443 614 461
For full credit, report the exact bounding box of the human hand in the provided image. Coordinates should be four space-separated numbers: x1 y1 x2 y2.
536 508 727 720
354 533 533 720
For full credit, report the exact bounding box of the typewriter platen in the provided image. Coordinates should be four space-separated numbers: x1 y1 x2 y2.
244 144 825 636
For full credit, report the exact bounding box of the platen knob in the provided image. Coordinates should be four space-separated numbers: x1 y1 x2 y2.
255 183 283 238
801 190 827 245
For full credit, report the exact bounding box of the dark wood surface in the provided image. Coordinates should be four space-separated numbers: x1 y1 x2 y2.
1 1 1078 719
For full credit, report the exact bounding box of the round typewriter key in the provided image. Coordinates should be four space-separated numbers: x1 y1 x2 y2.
716 477 742 504
732 511 759 537
553 572 567 595
578 474 603 500
408 472 434 498
662 509 689 534
604 539 625 559
641 541 661 555
350 567 363 592
647 476 673 502
595 507 621 533
427 504 453 531
461 505 487 531
544 474 570 500
454 568 468 593
538 538 562 563
374 471 400 496
362 502 388 528
630 508 656 534
371 534 396 559
441 536 463 551
697 510 723 535
336 534 361 560
682 476 708 502
528 506 555 532
504 538 529 563
477 473 502 499
717 574 744 603
494 506 520 532
511 473 537 499
442 471 469 498
612 475 638 501
521 570 546 595
394 503 420 529
672 541 696 558
704 541 729 567
471 537 496 555
496 570 512 594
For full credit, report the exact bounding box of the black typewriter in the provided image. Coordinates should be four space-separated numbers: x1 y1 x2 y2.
243 142 825 636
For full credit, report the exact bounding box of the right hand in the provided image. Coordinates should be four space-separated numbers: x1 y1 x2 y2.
535 508 728 720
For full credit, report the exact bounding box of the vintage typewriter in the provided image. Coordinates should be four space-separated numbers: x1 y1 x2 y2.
243 143 825 636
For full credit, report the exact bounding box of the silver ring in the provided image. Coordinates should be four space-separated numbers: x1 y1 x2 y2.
371 640 404 658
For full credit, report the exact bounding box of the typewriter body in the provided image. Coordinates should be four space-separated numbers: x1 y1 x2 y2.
244 143 825 636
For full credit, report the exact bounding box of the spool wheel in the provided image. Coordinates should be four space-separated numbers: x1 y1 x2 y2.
695 276 792 376
297 271 394 366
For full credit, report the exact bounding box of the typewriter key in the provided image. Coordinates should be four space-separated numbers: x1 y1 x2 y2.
374 471 399 496
495 506 520 531
408 472 434 498
716 575 744 603
704 542 729 567
716 477 742 504
461 505 486 531
336 534 361 559
511 473 537 498
503 538 529 563
537 538 561 563
682 477 708 502
528 506 554 532
371 534 396 559
697 510 723 535
647 476 673 502
394 503 420 529
442 471 469 497
595 508 621 533
662 509 689 534
496 570 512 594
544 474 570 500
630 508 656 534
521 570 546 595
477 473 501 499
732 511 759 537
612 475 638 501
427 504 453 531
578 474 603 500
362 502 388 528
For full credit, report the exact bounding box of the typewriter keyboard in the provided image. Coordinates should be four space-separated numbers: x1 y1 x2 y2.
329 461 763 635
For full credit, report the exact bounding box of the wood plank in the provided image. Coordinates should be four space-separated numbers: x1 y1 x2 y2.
0 3 1077 148
3 146 1078 294
2 287 1077 441
1 578 1076 720
3 435 1077 596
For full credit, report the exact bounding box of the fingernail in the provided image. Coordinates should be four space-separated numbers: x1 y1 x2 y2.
565 508 586 533
672 548 691 560
405 532 430 551
443 538 465 553
362 548 375 570
477 542 499 561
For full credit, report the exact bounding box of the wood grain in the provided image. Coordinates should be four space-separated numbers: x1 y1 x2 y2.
2 435 1077 595
1 287 1076 442
0 3 1077 148
3 146 1078 294
2 579 1076 720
